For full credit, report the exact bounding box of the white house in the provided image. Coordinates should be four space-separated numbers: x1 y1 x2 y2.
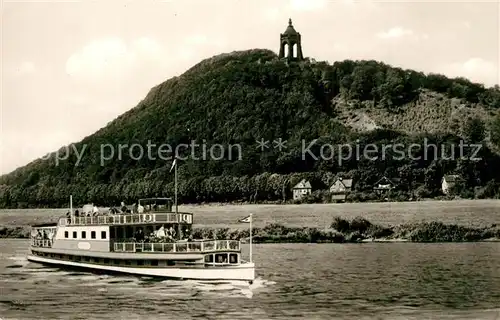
441 175 463 195
329 178 353 202
292 179 312 200
373 176 397 197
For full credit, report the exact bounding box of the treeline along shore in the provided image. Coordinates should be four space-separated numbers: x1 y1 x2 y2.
3 216 499 243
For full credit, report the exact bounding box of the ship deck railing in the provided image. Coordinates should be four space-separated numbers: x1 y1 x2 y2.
58 212 193 226
31 239 53 248
113 239 240 253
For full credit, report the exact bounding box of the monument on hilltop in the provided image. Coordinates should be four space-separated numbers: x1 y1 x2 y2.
278 18 304 61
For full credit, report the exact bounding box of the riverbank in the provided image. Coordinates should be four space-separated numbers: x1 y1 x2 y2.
0 197 484 210
3 217 499 243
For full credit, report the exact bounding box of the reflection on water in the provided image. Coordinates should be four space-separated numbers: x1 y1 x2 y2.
1 240 500 319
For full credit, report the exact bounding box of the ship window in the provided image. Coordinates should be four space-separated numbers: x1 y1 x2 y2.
75 256 81 261
91 231 96 239
64 231 69 238
215 253 228 263
204 254 214 263
81 231 86 239
229 253 238 264
101 231 107 239
103 258 109 264
84 256 90 262
151 260 159 266
125 260 131 265
72 231 77 238
137 260 144 266
113 259 120 265
166 260 175 266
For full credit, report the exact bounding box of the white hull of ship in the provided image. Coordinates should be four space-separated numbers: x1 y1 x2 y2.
26 254 255 282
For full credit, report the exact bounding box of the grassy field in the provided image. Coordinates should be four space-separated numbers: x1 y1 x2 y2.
1 199 499 229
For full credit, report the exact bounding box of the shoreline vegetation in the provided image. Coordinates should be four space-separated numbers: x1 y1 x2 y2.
2 217 499 243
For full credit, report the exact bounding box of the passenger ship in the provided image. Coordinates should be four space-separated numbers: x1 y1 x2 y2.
27 197 255 283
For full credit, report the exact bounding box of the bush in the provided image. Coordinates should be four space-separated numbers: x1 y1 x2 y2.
331 217 351 233
349 216 372 233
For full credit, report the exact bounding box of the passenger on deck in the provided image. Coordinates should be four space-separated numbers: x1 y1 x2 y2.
74 210 80 217
168 227 176 240
93 205 99 215
120 201 127 213
135 229 145 242
138 203 144 214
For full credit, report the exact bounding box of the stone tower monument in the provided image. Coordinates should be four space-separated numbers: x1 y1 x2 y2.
278 18 304 61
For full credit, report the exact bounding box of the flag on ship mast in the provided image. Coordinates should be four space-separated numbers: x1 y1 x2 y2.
169 157 178 172
238 215 251 223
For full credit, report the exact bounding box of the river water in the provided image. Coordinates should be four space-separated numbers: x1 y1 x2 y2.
1 239 500 319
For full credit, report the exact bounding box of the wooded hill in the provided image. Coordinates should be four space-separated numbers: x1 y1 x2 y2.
2 49 500 208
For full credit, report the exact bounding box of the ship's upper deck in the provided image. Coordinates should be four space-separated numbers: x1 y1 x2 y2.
59 212 193 226
59 197 192 226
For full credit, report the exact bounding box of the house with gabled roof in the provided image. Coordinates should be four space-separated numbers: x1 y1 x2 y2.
373 176 398 197
292 179 312 200
329 177 353 202
441 174 464 195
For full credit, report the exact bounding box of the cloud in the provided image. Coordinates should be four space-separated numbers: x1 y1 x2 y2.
65 35 226 82
184 34 209 46
132 37 162 58
176 34 226 61
10 61 36 76
290 0 328 12
66 37 129 78
439 58 499 87
0 130 73 174
263 7 282 21
65 37 166 81
377 27 414 39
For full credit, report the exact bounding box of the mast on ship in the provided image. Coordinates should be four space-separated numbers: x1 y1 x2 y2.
250 213 253 263
170 157 178 214
175 159 178 214
170 156 181 237
70 195 73 223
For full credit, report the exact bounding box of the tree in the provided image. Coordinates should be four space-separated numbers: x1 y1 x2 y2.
463 117 485 143
490 113 500 147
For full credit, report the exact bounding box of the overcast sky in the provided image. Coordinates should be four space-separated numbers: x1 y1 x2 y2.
1 0 499 174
